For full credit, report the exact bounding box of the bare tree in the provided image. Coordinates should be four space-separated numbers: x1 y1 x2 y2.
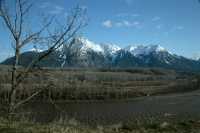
0 0 87 115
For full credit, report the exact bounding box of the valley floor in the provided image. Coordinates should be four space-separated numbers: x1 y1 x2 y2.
1 67 200 132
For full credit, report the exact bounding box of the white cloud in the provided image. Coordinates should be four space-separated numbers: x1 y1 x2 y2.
116 13 140 18
102 20 113 28
55 5 64 11
170 26 184 31
124 0 134 5
116 22 123 27
39 2 65 15
156 24 163 29
131 14 140 17
115 20 141 28
152 16 161 21
133 21 140 26
175 26 184 30
48 5 64 15
39 2 51 9
163 25 184 36
123 20 132 27
102 19 142 29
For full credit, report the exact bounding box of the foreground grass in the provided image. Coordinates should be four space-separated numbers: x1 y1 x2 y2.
0 118 200 133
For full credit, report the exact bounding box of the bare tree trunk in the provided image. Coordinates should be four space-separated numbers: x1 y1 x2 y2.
9 44 20 114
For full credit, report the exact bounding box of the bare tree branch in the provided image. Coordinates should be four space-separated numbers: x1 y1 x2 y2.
16 9 87 86
0 0 87 115
17 0 23 38
19 17 53 48
13 86 47 110
0 4 18 40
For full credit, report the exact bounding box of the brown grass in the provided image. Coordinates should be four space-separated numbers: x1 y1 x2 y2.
0 66 199 101
0 117 200 133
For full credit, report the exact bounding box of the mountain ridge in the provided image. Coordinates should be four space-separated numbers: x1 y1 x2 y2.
1 37 200 72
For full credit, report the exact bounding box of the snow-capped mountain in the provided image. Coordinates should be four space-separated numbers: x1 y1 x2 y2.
63 37 169 58
2 37 200 72
73 37 104 54
101 43 121 55
67 37 121 56
125 45 167 56
30 47 44 53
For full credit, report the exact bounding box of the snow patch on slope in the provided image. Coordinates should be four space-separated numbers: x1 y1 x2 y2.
125 45 167 56
101 43 121 55
30 48 44 53
76 37 104 53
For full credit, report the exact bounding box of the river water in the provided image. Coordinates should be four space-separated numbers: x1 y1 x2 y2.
16 90 200 124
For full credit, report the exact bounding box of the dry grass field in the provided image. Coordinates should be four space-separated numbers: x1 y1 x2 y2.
0 65 199 102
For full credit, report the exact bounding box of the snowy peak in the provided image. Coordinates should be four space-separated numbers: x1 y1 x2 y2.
28 37 169 58
155 45 166 52
101 43 121 55
125 45 167 56
30 47 44 53
73 37 104 53
69 37 122 56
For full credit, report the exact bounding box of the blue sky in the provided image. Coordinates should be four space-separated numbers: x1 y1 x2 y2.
1 0 200 61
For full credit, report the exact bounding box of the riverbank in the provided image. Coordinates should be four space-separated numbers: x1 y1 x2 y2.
1 117 200 133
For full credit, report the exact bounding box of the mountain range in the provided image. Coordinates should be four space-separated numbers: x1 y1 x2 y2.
2 37 200 72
